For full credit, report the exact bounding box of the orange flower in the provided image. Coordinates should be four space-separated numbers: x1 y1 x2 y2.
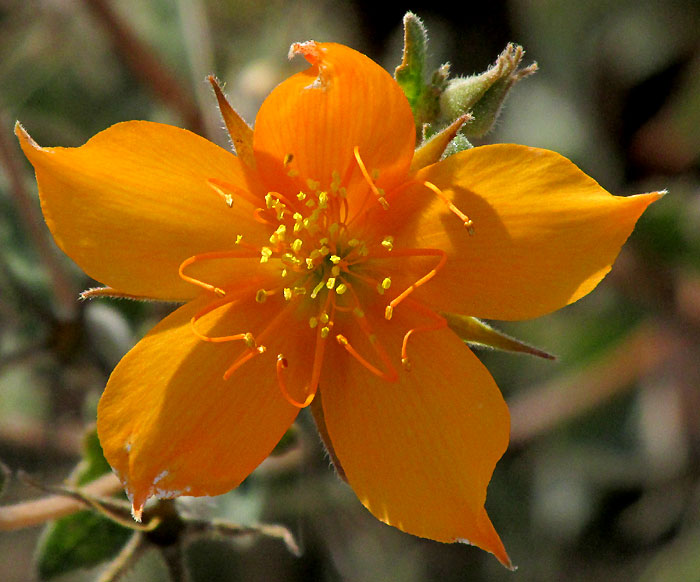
17 41 661 567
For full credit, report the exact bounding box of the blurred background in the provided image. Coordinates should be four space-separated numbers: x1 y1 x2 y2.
1 0 699 580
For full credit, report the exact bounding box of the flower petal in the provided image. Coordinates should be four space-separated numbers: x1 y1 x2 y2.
319 304 511 566
97 294 303 516
16 121 265 301
411 144 663 320
253 42 415 210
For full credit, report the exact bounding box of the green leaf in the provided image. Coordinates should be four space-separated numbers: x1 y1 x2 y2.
35 427 132 580
74 426 113 486
36 511 133 580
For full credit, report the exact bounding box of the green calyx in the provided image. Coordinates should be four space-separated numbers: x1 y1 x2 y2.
443 313 555 360
395 12 537 155
440 44 538 138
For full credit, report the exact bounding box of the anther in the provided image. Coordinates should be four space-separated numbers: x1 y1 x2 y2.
381 236 394 251
283 288 292 301
309 316 318 328
423 181 475 234
336 283 348 295
260 247 273 263
255 289 268 303
326 277 336 290
320 326 330 339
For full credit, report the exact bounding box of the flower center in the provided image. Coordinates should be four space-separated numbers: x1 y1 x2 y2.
178 147 474 408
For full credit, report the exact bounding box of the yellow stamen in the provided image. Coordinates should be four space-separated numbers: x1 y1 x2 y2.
423 180 475 234
276 354 317 409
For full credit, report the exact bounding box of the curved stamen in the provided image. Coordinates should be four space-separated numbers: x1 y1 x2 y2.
276 355 317 408
423 180 475 234
365 247 447 319
335 334 394 381
220 300 297 382
266 190 297 209
337 286 398 382
253 207 277 226
398 299 448 370
179 250 259 296
353 146 389 212
223 345 266 381
207 178 265 209
190 294 257 344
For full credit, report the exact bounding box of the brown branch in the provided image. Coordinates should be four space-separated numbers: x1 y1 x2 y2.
0 111 79 319
81 0 204 134
0 473 123 531
509 321 685 445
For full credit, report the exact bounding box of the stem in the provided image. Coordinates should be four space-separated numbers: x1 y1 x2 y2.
509 322 684 445
0 473 123 531
81 0 204 134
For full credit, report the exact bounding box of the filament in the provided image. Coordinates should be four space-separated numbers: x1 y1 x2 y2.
276 355 317 408
423 180 474 234
398 299 448 370
179 250 259 296
365 247 447 319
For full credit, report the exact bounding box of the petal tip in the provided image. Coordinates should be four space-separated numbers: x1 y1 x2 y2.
288 40 321 62
131 503 144 523
456 536 515 571
128 488 149 523
14 121 37 149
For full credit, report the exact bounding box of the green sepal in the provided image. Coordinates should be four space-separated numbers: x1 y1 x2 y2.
443 313 554 360
442 133 473 158
395 13 450 139
394 12 428 108
439 43 537 138
36 511 133 580
35 428 132 580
